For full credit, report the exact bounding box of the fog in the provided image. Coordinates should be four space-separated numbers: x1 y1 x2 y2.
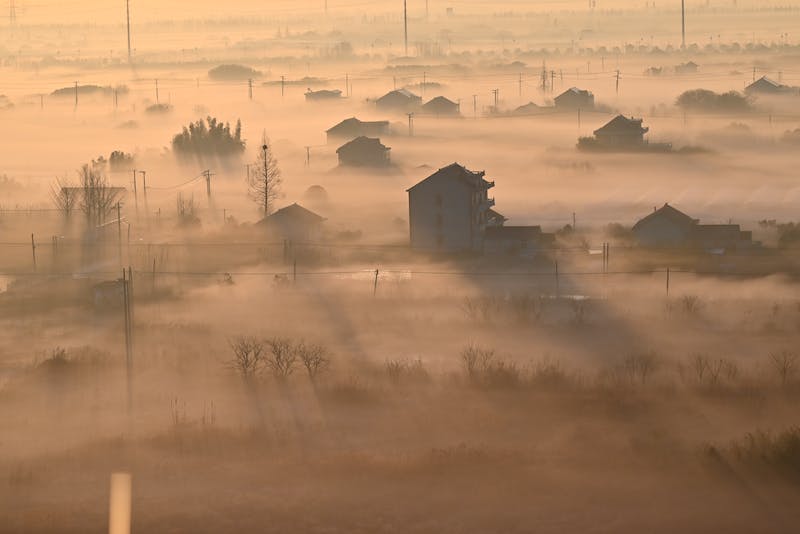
2 2 800 533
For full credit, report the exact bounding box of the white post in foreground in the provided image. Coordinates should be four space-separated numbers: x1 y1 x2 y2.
109 472 132 534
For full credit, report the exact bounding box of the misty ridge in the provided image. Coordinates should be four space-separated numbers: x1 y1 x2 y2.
2 1 800 533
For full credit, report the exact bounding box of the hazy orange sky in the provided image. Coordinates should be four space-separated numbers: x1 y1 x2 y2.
6 0 797 25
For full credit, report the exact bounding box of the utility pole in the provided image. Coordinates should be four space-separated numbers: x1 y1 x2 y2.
304 146 311 167
681 0 686 50
345 73 349 97
407 113 414 136
132 169 138 216
281 75 285 98
248 78 253 100
155 79 159 104
403 0 409 56
30 233 36 271
518 72 522 98
10 0 16 25
615 69 620 95
203 169 214 207
422 72 426 97
126 0 132 62
121 267 134 414
116 202 123 267
74 81 79 109
492 88 499 110
139 170 148 218
472 94 477 118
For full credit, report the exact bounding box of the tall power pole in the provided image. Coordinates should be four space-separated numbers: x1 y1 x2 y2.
403 0 408 56
9 0 16 25
681 0 686 49
126 0 132 62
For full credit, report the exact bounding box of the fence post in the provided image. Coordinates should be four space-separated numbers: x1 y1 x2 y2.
666 267 670 297
373 269 379 297
293 258 297 286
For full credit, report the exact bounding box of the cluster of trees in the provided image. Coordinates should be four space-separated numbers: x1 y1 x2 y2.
208 64 262 81
676 89 752 113
172 117 245 158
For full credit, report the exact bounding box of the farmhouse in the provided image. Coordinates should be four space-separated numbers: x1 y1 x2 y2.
420 96 460 116
259 203 326 242
336 136 391 167
407 163 553 255
593 115 649 147
554 87 594 109
375 89 422 112
745 76 795 96
326 117 390 143
632 203 754 251
407 163 496 252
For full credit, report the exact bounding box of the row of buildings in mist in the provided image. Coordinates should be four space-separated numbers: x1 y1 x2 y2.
263 161 756 257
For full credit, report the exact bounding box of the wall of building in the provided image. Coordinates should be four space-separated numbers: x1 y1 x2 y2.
409 177 474 251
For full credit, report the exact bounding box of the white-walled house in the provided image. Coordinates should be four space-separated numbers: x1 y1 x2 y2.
407 163 496 252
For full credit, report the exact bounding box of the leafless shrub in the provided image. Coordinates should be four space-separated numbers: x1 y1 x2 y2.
622 351 658 385
509 295 546 324
171 397 188 427
769 350 797 386
384 358 429 386
228 336 264 379
680 295 703 315
687 353 739 387
569 298 588 325
297 342 330 382
460 344 521 388
461 296 500 323
530 357 570 388
265 337 297 381
461 344 495 382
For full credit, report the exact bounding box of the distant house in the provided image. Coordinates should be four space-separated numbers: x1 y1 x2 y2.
554 87 594 109
326 117 390 143
745 76 794 96
578 115 671 152
260 203 326 242
675 61 699 74
593 115 649 147
407 163 496 252
305 88 343 101
375 89 422 112
510 102 541 116
420 96 460 116
484 226 555 256
336 136 391 167
632 203 754 251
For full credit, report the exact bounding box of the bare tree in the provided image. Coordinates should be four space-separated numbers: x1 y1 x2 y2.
297 342 330 382
78 164 121 227
247 132 282 216
769 350 797 386
229 336 265 380
50 176 80 220
265 337 296 381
